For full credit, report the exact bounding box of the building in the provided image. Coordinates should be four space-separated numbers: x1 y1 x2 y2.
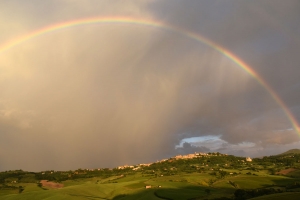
117 165 134 169
246 157 252 162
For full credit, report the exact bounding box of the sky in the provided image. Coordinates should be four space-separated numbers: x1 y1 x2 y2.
0 0 300 171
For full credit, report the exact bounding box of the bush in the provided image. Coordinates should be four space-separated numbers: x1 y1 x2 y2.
18 186 24 193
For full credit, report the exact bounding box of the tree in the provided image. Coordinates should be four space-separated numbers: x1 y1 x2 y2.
37 182 42 188
268 168 276 175
208 178 216 186
18 186 24 193
218 171 227 179
205 188 211 195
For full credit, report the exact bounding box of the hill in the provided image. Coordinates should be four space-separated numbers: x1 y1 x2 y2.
278 149 300 155
1 152 300 199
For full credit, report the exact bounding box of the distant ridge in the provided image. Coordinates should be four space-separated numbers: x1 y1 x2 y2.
278 149 300 155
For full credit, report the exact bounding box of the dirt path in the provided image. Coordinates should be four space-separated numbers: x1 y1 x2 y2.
40 180 64 189
277 168 297 175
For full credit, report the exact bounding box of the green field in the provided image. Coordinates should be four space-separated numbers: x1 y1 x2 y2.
1 152 300 199
1 171 300 200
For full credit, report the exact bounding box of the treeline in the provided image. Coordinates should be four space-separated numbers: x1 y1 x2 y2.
0 170 35 184
0 168 134 184
254 153 300 167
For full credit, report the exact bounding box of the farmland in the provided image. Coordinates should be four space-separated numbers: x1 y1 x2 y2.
1 151 300 199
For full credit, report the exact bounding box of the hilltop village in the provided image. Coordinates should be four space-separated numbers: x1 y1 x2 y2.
117 152 252 170
4 151 298 182
1 150 300 200
2 152 258 183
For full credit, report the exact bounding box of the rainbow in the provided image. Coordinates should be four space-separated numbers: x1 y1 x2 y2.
0 16 299 134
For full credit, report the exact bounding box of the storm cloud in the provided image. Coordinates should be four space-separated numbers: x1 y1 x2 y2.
0 0 300 171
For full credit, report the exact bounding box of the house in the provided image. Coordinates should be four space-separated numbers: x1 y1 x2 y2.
132 167 140 171
246 157 252 162
139 163 151 167
117 165 134 169
175 155 183 159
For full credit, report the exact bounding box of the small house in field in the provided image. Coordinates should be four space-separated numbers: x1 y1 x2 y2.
145 185 151 189
246 157 252 162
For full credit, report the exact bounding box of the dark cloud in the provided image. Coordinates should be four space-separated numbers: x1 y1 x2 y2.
226 150 246 157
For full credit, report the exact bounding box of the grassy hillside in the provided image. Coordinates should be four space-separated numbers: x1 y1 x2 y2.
278 149 300 155
1 172 299 200
1 152 300 199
